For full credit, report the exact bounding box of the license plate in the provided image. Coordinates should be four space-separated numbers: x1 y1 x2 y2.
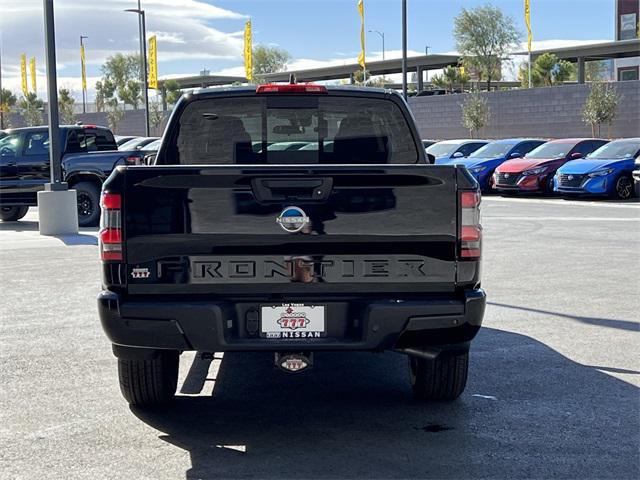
261 304 325 339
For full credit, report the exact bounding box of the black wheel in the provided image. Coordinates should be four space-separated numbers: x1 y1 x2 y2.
73 181 101 227
482 171 495 194
0 206 29 222
118 350 179 406
409 350 469 401
545 175 556 196
612 174 633 200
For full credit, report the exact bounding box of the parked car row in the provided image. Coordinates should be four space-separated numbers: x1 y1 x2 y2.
426 137 640 200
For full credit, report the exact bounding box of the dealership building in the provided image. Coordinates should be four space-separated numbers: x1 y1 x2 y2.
615 0 640 80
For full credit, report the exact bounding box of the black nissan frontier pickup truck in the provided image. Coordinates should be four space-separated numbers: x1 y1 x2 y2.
98 83 486 406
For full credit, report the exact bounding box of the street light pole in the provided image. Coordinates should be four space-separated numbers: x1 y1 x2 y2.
80 35 88 113
44 0 62 185
368 30 385 61
401 0 407 100
39 0 78 235
125 2 150 137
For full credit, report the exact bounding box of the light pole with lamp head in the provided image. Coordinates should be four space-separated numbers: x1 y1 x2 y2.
368 30 385 61
125 3 150 137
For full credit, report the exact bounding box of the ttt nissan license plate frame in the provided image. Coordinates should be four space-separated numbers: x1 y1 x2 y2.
261 304 326 339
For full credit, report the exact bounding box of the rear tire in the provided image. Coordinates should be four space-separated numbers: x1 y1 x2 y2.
73 181 101 227
0 206 29 222
118 350 179 406
409 350 469 401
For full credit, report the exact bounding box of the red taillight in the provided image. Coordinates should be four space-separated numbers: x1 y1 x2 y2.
459 190 481 259
101 192 121 209
99 192 122 261
125 155 142 165
460 191 480 209
256 83 328 94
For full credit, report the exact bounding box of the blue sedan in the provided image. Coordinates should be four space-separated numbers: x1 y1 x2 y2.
437 138 546 191
554 138 640 199
427 139 488 164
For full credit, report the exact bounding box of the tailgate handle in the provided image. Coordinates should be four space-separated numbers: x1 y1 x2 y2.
251 177 333 203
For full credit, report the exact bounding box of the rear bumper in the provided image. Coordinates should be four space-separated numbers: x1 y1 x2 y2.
98 289 486 354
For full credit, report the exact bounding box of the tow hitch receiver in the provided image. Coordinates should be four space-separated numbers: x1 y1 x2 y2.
275 352 313 373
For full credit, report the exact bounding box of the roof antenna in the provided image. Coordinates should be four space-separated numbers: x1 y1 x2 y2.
289 73 297 84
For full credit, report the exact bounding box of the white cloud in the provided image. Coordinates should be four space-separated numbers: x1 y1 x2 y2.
0 0 246 100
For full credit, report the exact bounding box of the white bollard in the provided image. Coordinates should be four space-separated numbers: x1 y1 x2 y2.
37 188 79 236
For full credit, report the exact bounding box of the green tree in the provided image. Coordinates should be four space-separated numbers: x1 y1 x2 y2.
582 82 621 137
95 79 115 112
585 61 608 82
252 45 291 80
149 99 165 134
460 92 490 138
1 88 17 129
458 69 470 91
161 79 182 107
58 88 76 125
105 99 124 134
119 80 142 109
100 53 142 109
453 4 521 91
19 92 44 126
430 73 447 90
520 53 575 87
442 66 459 92
350 69 386 87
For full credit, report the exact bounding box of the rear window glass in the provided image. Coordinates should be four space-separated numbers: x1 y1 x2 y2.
170 95 419 165
83 129 117 151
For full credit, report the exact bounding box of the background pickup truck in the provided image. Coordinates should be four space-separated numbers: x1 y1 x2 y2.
0 125 146 226
98 84 486 407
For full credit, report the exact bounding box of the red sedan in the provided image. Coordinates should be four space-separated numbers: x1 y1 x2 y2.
493 138 608 194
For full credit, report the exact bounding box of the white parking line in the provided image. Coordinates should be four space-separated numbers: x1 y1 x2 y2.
483 216 639 221
483 196 640 209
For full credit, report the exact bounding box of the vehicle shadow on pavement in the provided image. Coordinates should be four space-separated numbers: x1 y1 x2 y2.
0 220 39 231
53 233 98 246
0 220 98 245
489 301 639 332
132 328 639 480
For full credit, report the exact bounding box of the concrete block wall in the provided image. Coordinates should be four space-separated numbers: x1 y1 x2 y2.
408 80 640 140
73 110 170 137
5 109 169 137
5 81 638 141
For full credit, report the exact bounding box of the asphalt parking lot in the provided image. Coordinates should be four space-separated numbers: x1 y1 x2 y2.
1 197 639 480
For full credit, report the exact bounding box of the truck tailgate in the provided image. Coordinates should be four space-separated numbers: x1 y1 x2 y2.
121 165 458 294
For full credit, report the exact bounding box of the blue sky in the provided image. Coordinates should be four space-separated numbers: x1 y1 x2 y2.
212 0 614 68
0 0 615 99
